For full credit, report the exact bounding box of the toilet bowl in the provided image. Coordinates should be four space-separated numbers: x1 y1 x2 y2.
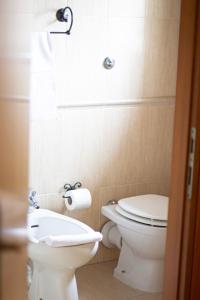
28 208 102 300
101 194 168 293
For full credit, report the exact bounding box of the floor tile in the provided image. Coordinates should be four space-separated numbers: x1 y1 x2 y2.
133 292 163 300
76 261 162 300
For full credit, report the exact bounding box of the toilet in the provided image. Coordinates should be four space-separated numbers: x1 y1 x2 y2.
101 194 168 293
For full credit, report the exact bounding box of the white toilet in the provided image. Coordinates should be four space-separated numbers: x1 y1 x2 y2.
101 194 168 293
28 208 102 300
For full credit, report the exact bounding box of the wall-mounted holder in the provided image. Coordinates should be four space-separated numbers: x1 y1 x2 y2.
63 182 82 205
50 6 74 36
63 182 82 192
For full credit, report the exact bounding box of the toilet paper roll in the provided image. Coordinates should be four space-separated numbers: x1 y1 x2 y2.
64 188 92 211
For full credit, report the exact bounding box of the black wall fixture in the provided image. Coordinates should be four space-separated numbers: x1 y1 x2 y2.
50 6 73 35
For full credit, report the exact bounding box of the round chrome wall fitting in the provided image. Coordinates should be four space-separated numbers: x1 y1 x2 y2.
103 57 115 69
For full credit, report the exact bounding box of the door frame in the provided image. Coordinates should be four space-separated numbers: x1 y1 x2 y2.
164 0 200 299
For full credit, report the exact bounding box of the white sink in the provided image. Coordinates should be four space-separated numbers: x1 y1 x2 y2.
28 208 102 300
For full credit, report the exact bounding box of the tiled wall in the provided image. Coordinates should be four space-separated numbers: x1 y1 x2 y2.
30 0 180 263
34 0 180 104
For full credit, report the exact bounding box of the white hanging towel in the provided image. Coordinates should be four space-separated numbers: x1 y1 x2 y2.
38 232 103 247
30 32 57 120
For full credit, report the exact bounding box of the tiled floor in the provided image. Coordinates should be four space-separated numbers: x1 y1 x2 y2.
76 261 163 300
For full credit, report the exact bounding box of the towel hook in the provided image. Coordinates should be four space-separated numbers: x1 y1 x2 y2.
50 6 73 35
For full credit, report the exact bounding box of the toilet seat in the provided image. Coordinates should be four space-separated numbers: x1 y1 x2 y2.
116 194 168 227
115 205 167 227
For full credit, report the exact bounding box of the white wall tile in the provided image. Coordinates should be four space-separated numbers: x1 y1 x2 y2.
106 18 145 99
1 0 34 13
34 0 67 14
108 0 146 18
67 0 108 18
32 0 180 104
54 16 107 103
0 13 33 53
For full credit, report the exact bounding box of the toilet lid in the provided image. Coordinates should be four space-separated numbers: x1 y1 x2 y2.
118 194 168 222
115 205 167 227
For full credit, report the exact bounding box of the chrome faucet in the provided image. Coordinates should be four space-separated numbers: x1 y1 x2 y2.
29 190 40 209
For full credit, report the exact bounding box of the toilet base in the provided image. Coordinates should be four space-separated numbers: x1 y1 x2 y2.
28 262 79 300
114 241 164 293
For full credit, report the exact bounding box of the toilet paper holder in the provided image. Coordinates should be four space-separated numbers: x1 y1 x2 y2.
63 182 82 192
63 182 82 205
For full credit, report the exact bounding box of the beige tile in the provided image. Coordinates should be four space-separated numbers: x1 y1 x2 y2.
97 242 120 263
0 60 30 98
64 188 100 231
143 105 174 183
57 109 105 190
97 104 174 187
29 103 174 211
37 193 65 213
29 118 61 194
134 292 163 300
76 261 143 300
57 106 145 188
146 0 181 20
0 100 29 194
142 19 180 97
99 184 140 220
145 181 170 197
89 106 146 187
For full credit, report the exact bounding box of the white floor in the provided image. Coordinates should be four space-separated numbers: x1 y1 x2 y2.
76 261 163 300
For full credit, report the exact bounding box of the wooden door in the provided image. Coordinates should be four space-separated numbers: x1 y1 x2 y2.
182 1 200 298
0 1 31 299
0 102 29 300
164 0 200 299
